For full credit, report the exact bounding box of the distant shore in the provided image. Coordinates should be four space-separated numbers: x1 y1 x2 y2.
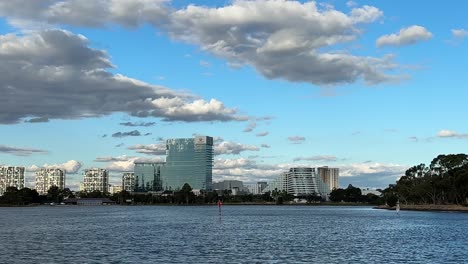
375 204 468 213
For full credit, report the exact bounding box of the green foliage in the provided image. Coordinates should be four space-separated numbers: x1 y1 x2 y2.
385 154 468 205
0 187 40 205
330 185 367 203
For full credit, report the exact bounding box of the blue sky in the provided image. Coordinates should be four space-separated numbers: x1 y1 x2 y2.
1 0 468 189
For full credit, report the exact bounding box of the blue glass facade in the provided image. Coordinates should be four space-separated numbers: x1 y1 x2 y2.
132 136 213 192
162 136 213 191
134 162 164 192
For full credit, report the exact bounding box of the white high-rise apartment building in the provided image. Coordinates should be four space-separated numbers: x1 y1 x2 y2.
122 172 135 192
83 168 109 193
35 168 65 195
317 166 339 191
0 166 25 195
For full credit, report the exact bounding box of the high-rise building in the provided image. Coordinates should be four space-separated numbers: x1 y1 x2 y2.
317 166 339 191
35 168 65 195
82 168 109 193
134 163 164 192
163 136 214 191
265 168 329 197
122 172 136 192
131 136 214 192
0 166 24 195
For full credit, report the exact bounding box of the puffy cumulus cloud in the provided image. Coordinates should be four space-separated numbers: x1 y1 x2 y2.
288 136 306 144
256 131 269 137
339 162 406 188
0 29 244 124
0 145 48 156
293 155 337 162
376 25 432 47
94 155 164 172
0 1 403 86
214 141 260 155
452 29 468 39
436 129 468 139
166 1 401 85
120 121 156 127
128 143 166 155
0 0 170 28
28 160 82 174
151 98 246 122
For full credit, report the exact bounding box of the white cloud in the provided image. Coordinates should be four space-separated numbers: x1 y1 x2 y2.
28 160 82 174
166 1 401 85
0 0 170 28
437 129 468 139
214 157 406 188
95 155 164 172
128 143 167 155
214 141 260 155
0 0 405 86
377 25 433 47
452 29 468 39
0 29 244 124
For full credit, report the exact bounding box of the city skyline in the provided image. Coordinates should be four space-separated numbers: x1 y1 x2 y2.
1 1 468 190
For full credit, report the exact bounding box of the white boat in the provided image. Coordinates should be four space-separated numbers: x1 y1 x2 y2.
396 200 400 214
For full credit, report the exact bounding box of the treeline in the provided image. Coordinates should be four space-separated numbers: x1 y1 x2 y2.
115 184 275 205
329 184 382 204
382 154 468 206
0 186 74 205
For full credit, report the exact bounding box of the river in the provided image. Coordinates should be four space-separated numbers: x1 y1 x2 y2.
0 206 467 263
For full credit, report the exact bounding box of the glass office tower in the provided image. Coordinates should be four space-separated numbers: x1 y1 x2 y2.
162 136 213 191
134 162 164 192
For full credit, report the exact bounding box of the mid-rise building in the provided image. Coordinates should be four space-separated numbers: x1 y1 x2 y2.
0 166 25 195
317 166 339 191
35 168 65 195
82 168 109 193
265 167 330 197
122 172 136 192
108 185 122 194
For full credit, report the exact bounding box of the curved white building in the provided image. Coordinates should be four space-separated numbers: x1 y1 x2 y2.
265 167 331 197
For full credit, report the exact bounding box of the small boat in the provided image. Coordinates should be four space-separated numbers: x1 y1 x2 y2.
396 200 400 214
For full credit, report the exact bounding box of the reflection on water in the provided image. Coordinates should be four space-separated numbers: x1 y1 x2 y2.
0 206 467 263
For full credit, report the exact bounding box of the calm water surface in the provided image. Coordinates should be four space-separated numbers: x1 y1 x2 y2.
0 206 467 263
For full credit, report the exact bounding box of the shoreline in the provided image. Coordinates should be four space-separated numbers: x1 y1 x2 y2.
375 204 468 213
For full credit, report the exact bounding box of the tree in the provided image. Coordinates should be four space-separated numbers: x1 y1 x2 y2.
175 183 195 204
47 186 62 203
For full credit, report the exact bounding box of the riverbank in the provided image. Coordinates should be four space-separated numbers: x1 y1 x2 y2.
375 204 468 212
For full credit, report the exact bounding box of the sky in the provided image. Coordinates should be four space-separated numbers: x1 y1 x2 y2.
1 0 468 190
